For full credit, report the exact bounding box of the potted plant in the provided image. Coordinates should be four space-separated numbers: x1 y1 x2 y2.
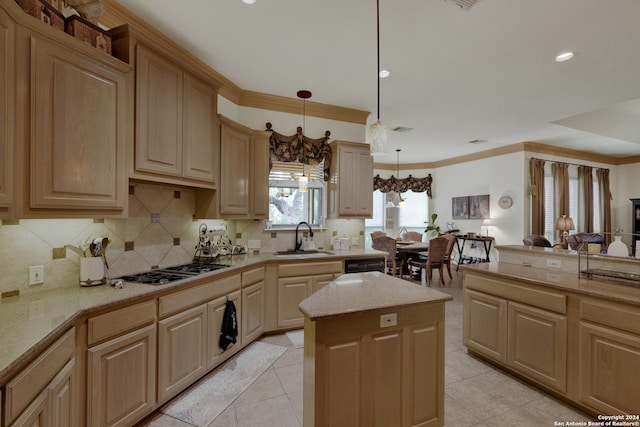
424 213 444 237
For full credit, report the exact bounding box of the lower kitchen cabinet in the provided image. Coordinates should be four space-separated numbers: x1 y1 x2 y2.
242 282 265 344
87 324 157 427
158 304 208 403
208 290 243 369
463 272 568 393
578 298 640 415
3 328 76 427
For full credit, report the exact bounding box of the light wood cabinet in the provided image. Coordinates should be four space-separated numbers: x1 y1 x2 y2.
276 261 343 329
250 130 271 218
158 304 208 403
87 324 156 427
133 44 218 187
3 328 76 427
208 290 243 369
14 28 129 217
305 298 446 427
578 298 640 415
464 274 568 392
463 289 508 364
328 141 373 218
242 267 265 344
218 117 251 216
0 7 14 218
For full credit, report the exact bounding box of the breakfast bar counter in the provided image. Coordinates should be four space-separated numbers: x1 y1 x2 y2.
299 272 452 427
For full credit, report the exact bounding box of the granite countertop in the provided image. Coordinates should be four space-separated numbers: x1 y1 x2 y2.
0 249 386 385
463 262 640 306
299 271 453 320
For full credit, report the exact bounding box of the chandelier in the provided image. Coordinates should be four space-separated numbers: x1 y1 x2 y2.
386 149 407 207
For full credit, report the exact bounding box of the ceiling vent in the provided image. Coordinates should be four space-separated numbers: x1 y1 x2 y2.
392 126 413 132
445 0 480 11
467 139 487 144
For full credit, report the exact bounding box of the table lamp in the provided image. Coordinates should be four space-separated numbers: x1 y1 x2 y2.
555 215 575 247
481 218 492 236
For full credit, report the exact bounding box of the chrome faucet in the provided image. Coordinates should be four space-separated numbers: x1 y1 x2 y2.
294 221 314 252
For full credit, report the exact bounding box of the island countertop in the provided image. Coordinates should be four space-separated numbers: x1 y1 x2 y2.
299 271 453 320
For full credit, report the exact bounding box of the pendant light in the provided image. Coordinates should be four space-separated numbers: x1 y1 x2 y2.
386 149 407 207
297 90 311 192
369 0 387 157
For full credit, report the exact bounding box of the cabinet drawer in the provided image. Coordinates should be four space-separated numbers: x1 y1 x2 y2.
278 261 343 278
88 300 156 345
159 274 241 318
464 272 566 314
580 298 640 336
242 267 264 286
4 328 75 425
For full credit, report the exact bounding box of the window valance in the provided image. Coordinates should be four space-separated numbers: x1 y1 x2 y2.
266 123 332 181
373 174 433 198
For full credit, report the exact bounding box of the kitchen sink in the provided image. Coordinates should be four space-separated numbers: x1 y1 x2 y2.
274 250 335 257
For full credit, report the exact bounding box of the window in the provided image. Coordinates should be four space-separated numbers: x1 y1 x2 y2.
268 161 325 227
544 172 600 241
365 190 429 245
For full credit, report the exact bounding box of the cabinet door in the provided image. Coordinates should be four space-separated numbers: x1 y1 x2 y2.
219 120 251 215
29 35 127 211
207 290 242 369
242 281 265 344
354 146 373 216
337 144 358 216
311 273 338 294
507 302 567 392
278 276 312 328
48 358 77 427
0 9 13 215
87 324 156 427
10 390 48 427
183 74 216 183
579 321 640 415
136 44 183 177
250 131 270 218
158 304 207 403
463 289 508 363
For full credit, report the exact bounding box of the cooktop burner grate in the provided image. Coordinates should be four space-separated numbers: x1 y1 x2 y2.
120 262 230 285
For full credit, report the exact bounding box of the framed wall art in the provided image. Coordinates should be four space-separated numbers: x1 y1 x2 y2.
452 196 469 220
469 194 490 219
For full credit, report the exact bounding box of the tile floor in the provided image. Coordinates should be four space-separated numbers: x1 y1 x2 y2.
139 270 593 427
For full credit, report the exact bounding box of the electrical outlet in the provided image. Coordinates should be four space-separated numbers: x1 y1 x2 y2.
351 237 359 246
380 313 397 328
29 265 44 285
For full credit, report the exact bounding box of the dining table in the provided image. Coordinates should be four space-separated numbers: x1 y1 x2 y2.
395 240 430 278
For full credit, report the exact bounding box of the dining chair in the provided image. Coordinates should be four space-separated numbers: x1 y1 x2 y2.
442 234 457 279
403 231 423 242
408 236 448 286
372 235 404 277
371 231 387 239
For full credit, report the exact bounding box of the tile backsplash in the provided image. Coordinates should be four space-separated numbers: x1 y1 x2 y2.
0 182 364 295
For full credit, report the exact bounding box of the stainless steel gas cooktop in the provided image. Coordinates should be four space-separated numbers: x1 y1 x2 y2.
120 262 229 285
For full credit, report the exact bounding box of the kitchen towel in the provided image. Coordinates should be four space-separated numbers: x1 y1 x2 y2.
219 300 238 350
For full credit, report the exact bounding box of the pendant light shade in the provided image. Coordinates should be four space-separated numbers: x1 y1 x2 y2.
299 165 309 193
369 0 387 157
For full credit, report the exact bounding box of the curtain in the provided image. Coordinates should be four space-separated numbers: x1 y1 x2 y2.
578 166 593 232
552 163 569 242
529 158 545 235
266 123 332 181
596 168 612 245
373 174 433 198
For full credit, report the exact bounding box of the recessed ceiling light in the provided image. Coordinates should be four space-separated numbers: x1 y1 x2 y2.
555 51 574 62
241 0 257 4
379 69 390 78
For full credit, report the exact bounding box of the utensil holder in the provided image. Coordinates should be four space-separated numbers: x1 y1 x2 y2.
80 257 106 287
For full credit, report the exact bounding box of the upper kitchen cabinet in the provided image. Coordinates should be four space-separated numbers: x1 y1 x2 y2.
8 1 130 218
111 26 221 189
0 6 14 219
195 116 269 219
328 141 373 218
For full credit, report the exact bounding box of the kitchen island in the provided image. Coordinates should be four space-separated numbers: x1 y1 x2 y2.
462 255 640 417
299 271 452 427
